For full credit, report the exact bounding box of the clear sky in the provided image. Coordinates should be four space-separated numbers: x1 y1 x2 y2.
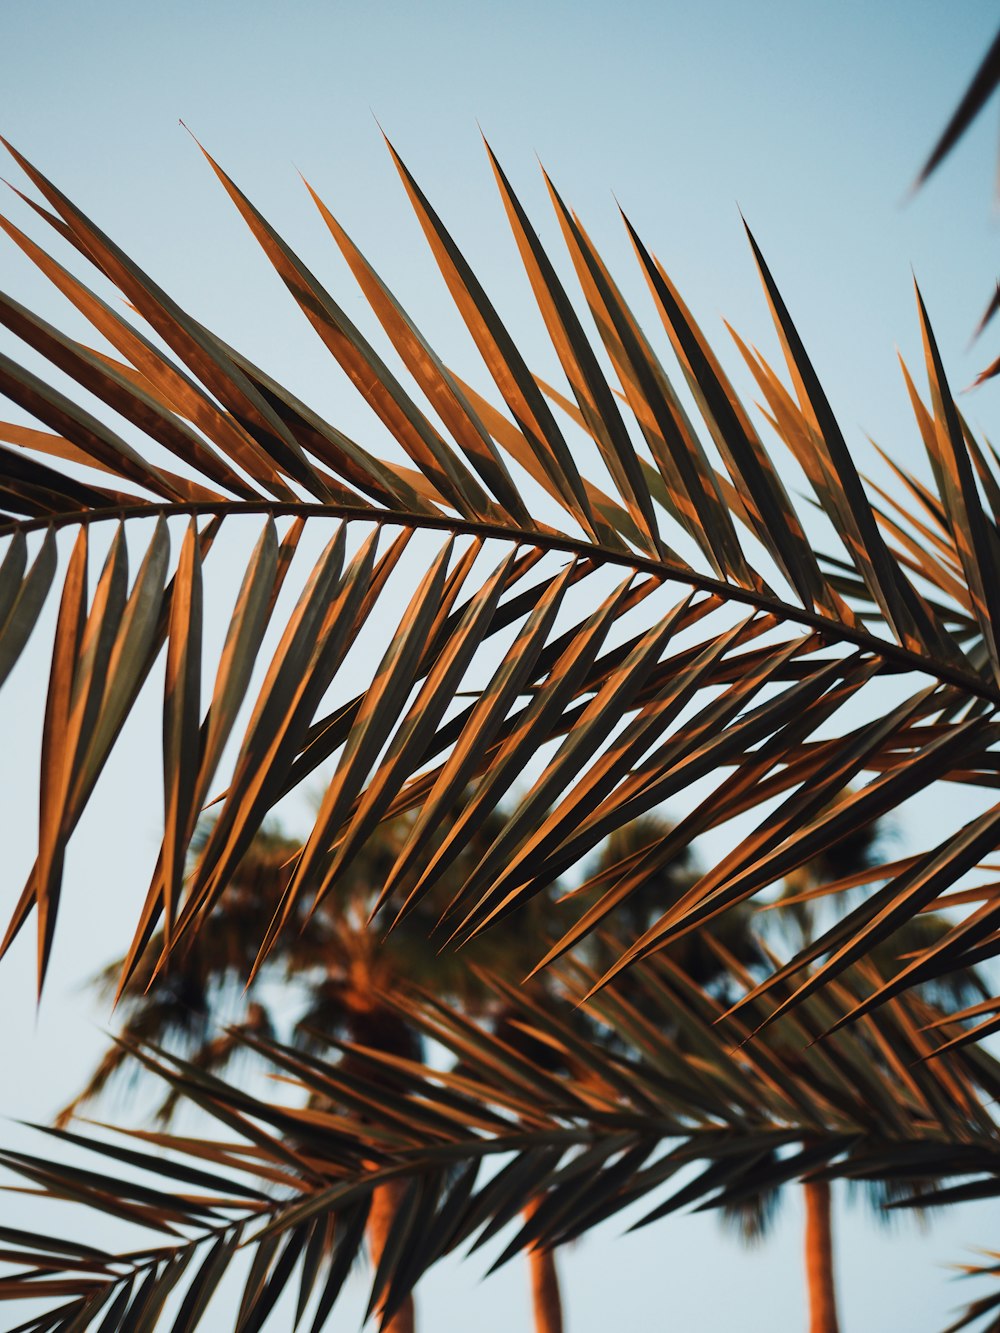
1 2 999 1329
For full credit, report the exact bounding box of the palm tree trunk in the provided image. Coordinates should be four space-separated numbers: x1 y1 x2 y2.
523 1199 564 1333
803 1178 839 1333
368 1179 415 1333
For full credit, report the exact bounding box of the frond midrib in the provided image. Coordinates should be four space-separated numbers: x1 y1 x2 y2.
6 495 997 708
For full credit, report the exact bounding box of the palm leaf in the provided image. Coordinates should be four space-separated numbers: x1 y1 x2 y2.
1 957 998 1328
911 24 1000 388
1 136 1000 1029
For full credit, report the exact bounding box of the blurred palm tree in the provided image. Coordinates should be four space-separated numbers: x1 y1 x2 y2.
65 807 717 1333
61 804 572 1333
727 816 991 1333
75 791 761 1333
581 812 991 1333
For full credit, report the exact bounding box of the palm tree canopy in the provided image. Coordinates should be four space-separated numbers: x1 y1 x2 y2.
61 806 580 1125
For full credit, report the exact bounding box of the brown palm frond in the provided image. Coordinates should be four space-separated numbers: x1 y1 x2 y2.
0 956 998 1329
2 136 1000 1031
942 1251 1000 1333
911 24 1000 386
914 26 1000 191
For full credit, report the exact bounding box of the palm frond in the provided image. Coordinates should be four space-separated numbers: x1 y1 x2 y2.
914 26 1000 191
2 137 1000 1028
911 23 1000 386
1 956 998 1329
942 1251 1000 1333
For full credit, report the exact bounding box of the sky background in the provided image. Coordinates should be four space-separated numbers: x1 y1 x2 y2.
1 2 999 1329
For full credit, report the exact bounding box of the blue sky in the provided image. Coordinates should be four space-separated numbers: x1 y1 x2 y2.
1 2 999 1329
